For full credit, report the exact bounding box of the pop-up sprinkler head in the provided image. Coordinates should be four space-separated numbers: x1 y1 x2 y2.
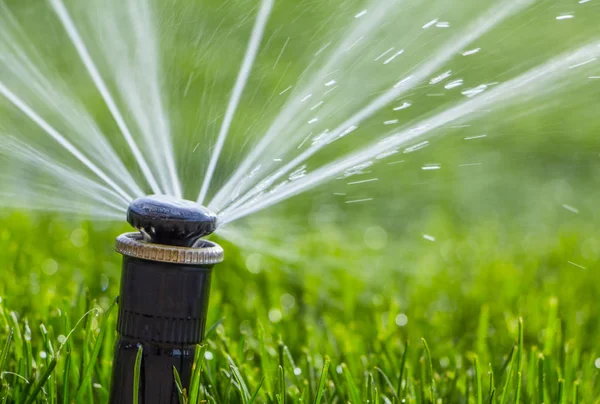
110 195 223 404
127 195 217 246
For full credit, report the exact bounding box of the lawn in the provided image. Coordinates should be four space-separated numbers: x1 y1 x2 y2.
1 0 599 403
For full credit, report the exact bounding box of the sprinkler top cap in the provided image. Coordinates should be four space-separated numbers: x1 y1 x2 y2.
127 195 217 247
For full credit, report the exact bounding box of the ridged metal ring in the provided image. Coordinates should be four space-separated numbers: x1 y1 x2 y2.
115 232 224 265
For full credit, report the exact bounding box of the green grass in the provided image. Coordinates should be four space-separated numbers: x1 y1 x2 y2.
0 210 598 403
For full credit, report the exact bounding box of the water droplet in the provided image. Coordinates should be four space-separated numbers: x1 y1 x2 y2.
324 80 337 87
445 79 463 89
281 293 296 309
393 101 412 111
42 259 59 276
395 313 408 326
422 19 438 29
289 165 308 181
403 141 429 153
464 134 487 140
435 21 450 28
246 253 263 274
422 163 441 171
556 14 574 20
268 308 282 323
462 48 481 56
70 228 88 248
384 119 398 125
430 71 452 85
345 198 373 204
462 84 488 98
376 149 399 160
375 47 395 61
383 50 404 65
279 85 293 95
423 234 436 242
39 351 47 359
204 351 214 360
100 274 109 291
355 9 368 19
595 358 600 369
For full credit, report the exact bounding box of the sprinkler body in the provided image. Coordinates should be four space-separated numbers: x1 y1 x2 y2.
109 196 222 404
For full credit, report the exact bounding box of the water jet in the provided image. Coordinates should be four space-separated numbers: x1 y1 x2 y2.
109 195 223 403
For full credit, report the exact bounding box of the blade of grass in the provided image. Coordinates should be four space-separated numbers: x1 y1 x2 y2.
188 344 207 404
0 330 12 371
61 352 71 404
421 338 435 403
556 379 564 404
374 367 400 402
397 342 409 399
276 365 285 404
537 354 545 404
474 355 482 404
313 357 330 404
515 318 524 403
342 364 361 404
500 345 517 404
74 299 116 402
249 376 265 404
172 366 187 404
230 359 251 404
23 358 57 404
488 363 495 403
133 344 143 404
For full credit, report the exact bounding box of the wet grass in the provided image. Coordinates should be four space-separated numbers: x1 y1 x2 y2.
1 0 600 402
0 209 598 403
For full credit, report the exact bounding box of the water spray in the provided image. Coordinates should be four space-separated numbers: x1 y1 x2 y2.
109 195 223 403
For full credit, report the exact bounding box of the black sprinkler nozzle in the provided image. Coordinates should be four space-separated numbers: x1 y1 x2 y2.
109 196 223 404
127 195 218 246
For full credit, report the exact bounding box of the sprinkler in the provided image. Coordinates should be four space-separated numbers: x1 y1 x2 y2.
109 195 223 403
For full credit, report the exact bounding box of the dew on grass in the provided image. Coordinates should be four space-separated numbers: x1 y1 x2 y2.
70 228 88 247
204 351 214 360
294 367 302 375
595 358 600 369
281 293 296 309
240 320 252 335
100 274 109 291
268 308 282 323
395 313 408 326
39 351 47 359
57 334 67 344
42 259 58 276
423 234 436 242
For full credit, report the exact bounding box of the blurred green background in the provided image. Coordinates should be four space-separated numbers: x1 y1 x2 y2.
1 0 599 402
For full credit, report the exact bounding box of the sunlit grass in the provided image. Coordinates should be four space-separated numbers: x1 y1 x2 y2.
0 211 598 403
